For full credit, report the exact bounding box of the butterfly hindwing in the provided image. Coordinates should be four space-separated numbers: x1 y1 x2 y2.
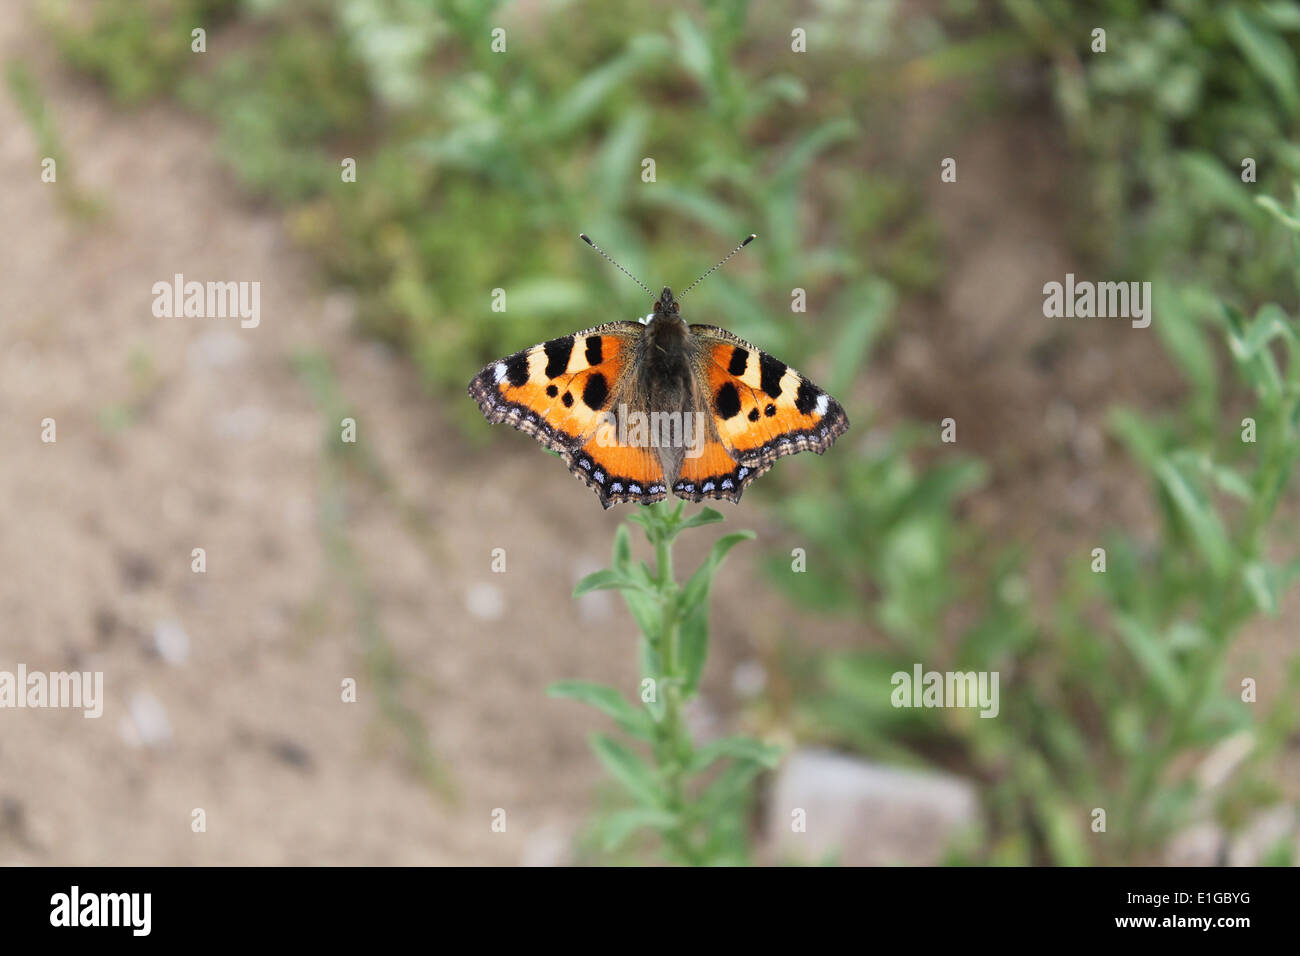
671 436 768 504
570 415 669 508
690 325 849 470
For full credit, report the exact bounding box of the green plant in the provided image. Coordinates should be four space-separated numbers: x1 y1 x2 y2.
787 191 1300 864
550 503 780 865
4 60 103 218
43 0 934 433
43 0 240 102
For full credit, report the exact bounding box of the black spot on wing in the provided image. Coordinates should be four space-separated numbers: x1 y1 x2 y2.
585 335 603 366
546 384 558 397
728 346 749 377
715 382 741 420
747 407 760 422
759 353 787 398
562 392 574 407
729 398 850 468
582 372 609 410
795 380 821 415
504 352 529 388
544 335 574 378
764 404 776 417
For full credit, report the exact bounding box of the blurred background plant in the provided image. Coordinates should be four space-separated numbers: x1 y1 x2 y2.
41 0 933 425
34 0 1300 865
787 241 1300 863
1002 0 1300 430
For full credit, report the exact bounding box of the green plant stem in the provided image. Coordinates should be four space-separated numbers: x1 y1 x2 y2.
648 505 699 864
566 501 760 863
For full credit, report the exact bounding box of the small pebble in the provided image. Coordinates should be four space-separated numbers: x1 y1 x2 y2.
465 583 505 621
151 620 190 666
120 692 173 749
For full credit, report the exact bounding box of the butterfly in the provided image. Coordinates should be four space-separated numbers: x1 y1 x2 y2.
468 234 849 508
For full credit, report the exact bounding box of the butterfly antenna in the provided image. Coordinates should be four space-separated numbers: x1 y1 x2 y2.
579 234 652 296
677 234 757 299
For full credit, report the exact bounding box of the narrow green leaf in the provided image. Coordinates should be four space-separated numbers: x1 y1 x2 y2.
1225 7 1300 117
638 635 665 722
829 279 894 397
573 568 645 598
680 531 756 614
700 758 766 812
1179 152 1262 219
1152 284 1218 402
611 524 632 573
542 36 668 136
671 12 713 86
1153 457 1234 578
642 185 746 238
678 530 755 694
600 807 678 851
593 108 648 211
1261 1 1300 30
1035 791 1091 867
620 586 662 641
626 509 654 534
678 600 709 698
772 118 858 186
1243 562 1281 615
1208 463 1254 502
589 733 664 808
1255 194 1300 232
1230 303 1300 359
548 681 654 740
678 507 725 531
1109 406 1168 470
687 735 783 774
1113 613 1185 707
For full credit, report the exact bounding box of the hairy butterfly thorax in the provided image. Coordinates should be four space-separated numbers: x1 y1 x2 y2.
640 287 694 402
468 235 849 508
631 287 700 488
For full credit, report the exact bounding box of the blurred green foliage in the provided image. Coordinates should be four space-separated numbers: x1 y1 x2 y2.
796 259 1300 862
5 60 104 217
1003 0 1300 384
1004 0 1300 277
771 0 1300 865
43 0 937 431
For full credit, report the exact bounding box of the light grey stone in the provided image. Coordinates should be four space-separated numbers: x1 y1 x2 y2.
765 747 979 865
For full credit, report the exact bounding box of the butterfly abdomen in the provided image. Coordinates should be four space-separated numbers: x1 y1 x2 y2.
628 315 700 488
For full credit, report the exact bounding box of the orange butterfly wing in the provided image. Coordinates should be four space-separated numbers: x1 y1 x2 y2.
571 416 669 507
468 321 668 508
673 325 848 502
672 436 762 504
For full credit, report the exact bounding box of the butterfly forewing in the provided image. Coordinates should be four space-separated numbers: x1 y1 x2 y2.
468 322 639 453
688 325 849 469
468 321 670 508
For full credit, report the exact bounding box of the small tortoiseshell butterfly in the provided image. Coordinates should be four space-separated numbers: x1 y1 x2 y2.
468 234 849 508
